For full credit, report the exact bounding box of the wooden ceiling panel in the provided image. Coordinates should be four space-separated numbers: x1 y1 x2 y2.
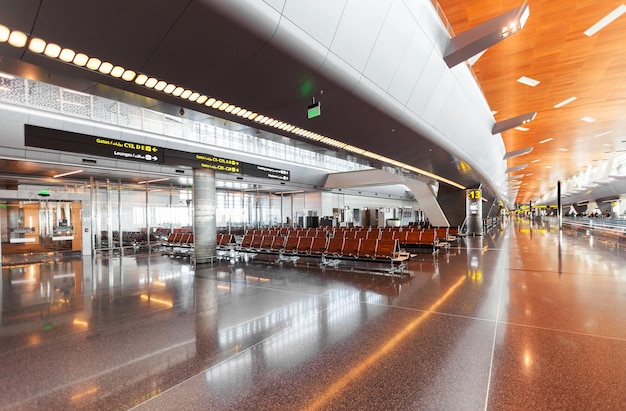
439 0 626 203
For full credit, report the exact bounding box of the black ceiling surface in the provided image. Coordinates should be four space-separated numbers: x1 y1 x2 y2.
0 1 485 192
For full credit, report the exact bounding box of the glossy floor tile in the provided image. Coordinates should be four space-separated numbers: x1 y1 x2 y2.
1 218 625 410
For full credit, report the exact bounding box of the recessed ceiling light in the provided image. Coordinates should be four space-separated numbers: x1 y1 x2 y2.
581 116 596 122
515 126 529 131
28 37 46 53
584 4 626 36
517 76 540 87
554 96 577 108
539 138 554 144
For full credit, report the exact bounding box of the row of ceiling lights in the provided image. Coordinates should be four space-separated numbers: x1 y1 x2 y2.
0 23 467 190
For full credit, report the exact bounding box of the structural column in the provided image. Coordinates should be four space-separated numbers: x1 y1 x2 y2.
193 168 217 264
557 180 562 229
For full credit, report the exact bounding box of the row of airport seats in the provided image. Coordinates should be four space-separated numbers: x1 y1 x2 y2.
101 231 158 248
238 226 459 252
163 231 194 257
167 225 459 260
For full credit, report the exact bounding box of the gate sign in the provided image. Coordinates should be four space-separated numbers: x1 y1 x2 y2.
164 149 291 181
25 124 162 164
25 125 290 181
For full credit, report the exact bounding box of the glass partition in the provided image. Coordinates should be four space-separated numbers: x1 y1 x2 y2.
1 200 82 262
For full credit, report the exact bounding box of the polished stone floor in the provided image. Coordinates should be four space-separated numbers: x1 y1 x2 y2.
1 218 625 410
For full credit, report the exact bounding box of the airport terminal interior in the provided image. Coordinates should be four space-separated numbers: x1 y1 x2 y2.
1 1 626 410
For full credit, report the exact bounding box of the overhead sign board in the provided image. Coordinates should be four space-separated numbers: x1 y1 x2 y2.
25 125 290 181
164 149 290 181
25 124 162 164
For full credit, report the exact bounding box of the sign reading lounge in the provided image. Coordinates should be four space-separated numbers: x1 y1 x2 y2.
25 124 290 181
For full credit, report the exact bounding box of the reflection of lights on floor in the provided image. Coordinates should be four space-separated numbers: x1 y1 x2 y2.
140 294 173 307
72 319 89 327
70 387 98 401
245 275 270 282
305 276 466 411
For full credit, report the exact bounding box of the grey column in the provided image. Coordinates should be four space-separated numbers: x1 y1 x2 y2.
193 168 217 264
557 180 562 229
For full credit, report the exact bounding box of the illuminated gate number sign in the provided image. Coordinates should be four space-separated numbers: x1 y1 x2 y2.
467 189 481 200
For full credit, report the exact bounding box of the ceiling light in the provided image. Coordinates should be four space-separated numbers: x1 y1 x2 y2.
506 164 528 173
196 95 208 105
0 25 9 42
98 62 113 75
154 81 167 91
180 90 192 99
231 107 241 115
443 4 530 68
122 70 137 81
492 111 537 134
248 113 258 120
86 57 101 71
44 43 61 58
539 138 553 144
554 96 577 108
28 37 46 53
188 92 200 102
59 48 76 62
224 104 235 113
218 102 229 111
8 30 27 47
206 98 216 107
138 177 170 184
517 76 540 87
144 77 158 88
211 100 222 109
584 4 626 36
581 116 596 122
54 169 83 178
172 87 184 97
504 146 534 159
162 84 175 94
73 53 89 67
134 74 148 85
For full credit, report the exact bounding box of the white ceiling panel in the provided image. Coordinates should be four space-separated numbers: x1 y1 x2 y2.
283 0 347 48
406 50 443 117
330 0 392 72
264 0 286 13
363 1 415 90
319 52 362 92
403 0 449 53
424 70 454 126
388 28 436 105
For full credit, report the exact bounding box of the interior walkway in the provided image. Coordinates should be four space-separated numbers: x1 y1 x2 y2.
1 219 625 410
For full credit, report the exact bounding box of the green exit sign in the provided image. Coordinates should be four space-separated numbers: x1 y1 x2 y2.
307 102 321 119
